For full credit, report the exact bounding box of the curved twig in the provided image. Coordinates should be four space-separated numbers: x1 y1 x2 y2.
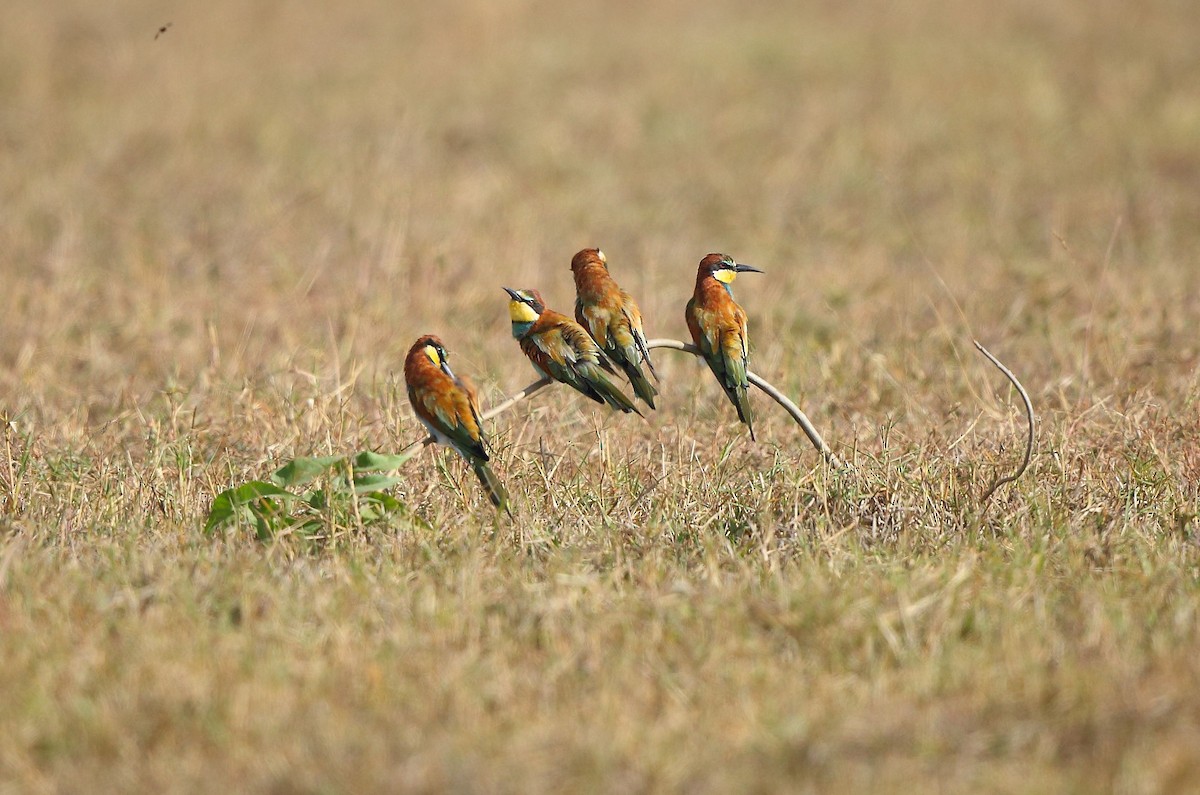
404 339 840 467
974 340 1034 505
644 339 840 467
480 377 553 422
401 436 434 455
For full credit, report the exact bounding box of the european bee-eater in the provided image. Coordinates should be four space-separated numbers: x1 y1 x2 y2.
570 248 659 409
684 253 764 441
404 334 509 509
504 287 643 416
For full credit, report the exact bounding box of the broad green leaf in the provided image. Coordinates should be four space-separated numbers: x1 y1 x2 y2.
252 508 274 541
362 492 402 512
205 490 239 534
247 496 296 539
353 473 403 494
359 491 404 521
352 450 417 472
297 519 325 537
234 481 295 501
271 456 343 488
205 481 297 534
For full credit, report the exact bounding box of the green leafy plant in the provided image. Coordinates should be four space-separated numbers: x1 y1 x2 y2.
205 450 416 540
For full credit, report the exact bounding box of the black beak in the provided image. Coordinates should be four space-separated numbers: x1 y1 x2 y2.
503 287 523 301
735 264 764 274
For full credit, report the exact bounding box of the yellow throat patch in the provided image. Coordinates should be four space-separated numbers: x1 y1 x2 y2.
508 300 539 323
424 345 441 366
714 268 737 284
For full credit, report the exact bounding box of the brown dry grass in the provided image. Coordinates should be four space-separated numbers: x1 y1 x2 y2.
2 0 1200 792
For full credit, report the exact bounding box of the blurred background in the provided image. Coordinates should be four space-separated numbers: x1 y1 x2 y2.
1 0 1197 449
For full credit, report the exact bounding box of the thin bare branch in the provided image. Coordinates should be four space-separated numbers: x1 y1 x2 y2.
645 339 841 468
400 436 434 455
480 377 553 422
405 339 841 467
974 340 1034 505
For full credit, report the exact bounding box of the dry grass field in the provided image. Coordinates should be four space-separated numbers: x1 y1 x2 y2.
2 0 1200 791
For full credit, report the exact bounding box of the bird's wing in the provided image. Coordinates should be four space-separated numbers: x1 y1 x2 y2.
621 299 657 377
418 381 486 461
610 303 645 364
720 306 750 390
458 372 491 450
688 304 724 374
523 327 592 391
559 319 618 373
579 301 612 349
526 324 576 365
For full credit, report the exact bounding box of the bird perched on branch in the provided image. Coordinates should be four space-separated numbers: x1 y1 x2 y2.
504 287 642 416
684 253 764 440
570 248 659 409
404 334 509 509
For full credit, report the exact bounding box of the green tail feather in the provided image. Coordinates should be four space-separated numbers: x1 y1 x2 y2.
591 371 643 416
622 361 658 410
728 384 755 441
703 348 755 441
471 460 510 510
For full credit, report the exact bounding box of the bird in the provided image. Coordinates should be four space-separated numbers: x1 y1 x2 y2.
684 253 764 440
570 248 659 409
504 287 643 416
404 334 509 510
